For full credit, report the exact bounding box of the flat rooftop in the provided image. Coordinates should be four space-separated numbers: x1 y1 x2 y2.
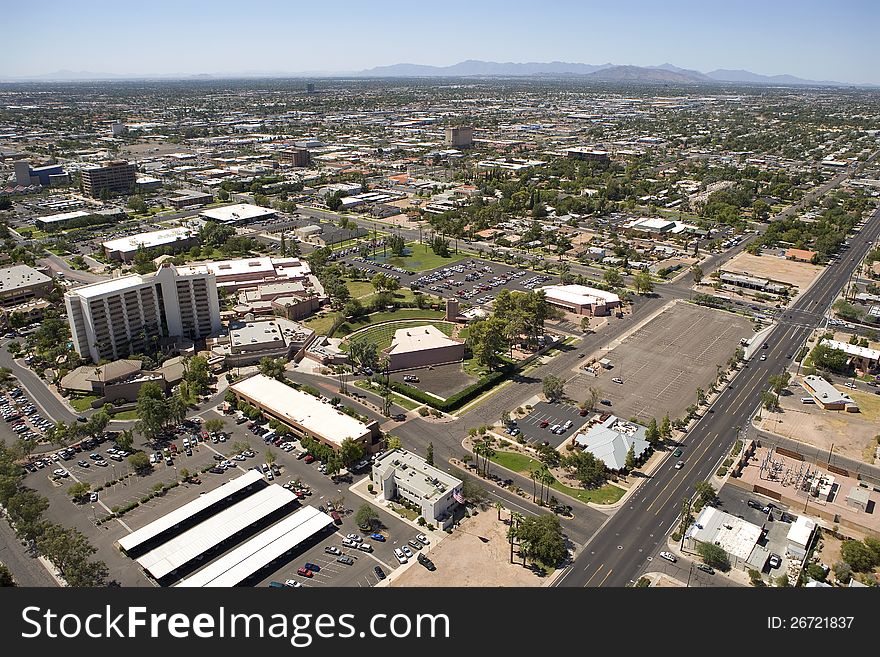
231 374 371 445
229 320 286 348
687 506 762 561
103 227 195 254
176 256 309 281
33 210 89 224
200 203 274 224
820 339 880 362
0 264 52 292
387 324 460 355
541 284 620 306
65 272 148 299
373 448 461 501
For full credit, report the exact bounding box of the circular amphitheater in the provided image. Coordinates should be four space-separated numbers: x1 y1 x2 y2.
343 319 456 350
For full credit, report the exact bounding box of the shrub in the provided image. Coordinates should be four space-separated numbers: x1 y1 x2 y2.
418 407 429 417
723 458 733 467
671 531 682 542
367 483 374 493
417 516 426 526
716 467 728 477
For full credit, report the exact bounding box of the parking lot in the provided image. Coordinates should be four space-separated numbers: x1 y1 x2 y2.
388 362 477 400
516 401 589 447
715 486 794 578
568 303 753 423
340 255 558 308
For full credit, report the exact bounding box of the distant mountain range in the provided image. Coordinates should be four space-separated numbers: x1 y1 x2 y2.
2 60 873 87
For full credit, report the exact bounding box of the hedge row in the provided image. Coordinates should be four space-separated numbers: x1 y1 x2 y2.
390 367 510 412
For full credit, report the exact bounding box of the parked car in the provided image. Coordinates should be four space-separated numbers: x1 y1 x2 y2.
330 510 341 524
324 546 341 555
303 562 321 572
768 554 782 569
696 563 714 574
357 543 373 553
374 566 386 580
659 551 677 563
369 532 386 542
296 567 313 578
407 539 422 551
600 399 612 406
337 556 355 565
284 579 302 588
394 548 407 564
416 533 430 545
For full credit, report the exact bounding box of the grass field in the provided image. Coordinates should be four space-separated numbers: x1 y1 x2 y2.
345 280 375 299
353 380 421 410
336 309 446 337
111 409 139 420
346 319 454 351
303 312 340 335
373 242 470 272
70 395 99 412
488 450 626 505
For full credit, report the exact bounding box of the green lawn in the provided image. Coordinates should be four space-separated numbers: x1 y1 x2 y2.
377 242 470 272
346 319 454 351
70 395 99 412
389 503 420 521
111 409 139 420
336 309 446 337
345 280 375 299
354 380 421 411
303 312 340 335
488 450 626 505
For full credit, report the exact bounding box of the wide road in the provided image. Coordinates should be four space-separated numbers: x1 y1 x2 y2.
555 202 880 587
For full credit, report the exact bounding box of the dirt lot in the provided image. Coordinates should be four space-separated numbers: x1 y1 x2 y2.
723 252 825 292
390 509 545 587
757 384 880 464
568 302 753 423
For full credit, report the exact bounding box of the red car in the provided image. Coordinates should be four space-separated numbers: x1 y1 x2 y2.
303 454 315 464
330 510 342 524
169 443 178 453
296 567 313 578
540 420 549 428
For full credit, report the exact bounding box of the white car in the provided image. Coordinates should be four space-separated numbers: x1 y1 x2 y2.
659 551 677 563
394 548 408 564
53 468 68 477
284 579 302 587
611 377 623 384
346 533 362 543
416 533 430 545
401 545 413 558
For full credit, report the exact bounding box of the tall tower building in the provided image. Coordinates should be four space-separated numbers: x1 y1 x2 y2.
65 263 221 363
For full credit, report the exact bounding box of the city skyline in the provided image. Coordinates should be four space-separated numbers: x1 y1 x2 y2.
4 0 880 84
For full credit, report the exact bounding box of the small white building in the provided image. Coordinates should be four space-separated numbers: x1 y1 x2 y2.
786 515 816 559
371 449 462 529
540 284 621 317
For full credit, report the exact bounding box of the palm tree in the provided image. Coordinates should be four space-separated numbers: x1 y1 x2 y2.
541 468 555 506
530 468 538 502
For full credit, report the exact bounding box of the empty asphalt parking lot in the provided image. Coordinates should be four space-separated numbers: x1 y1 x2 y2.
569 303 753 424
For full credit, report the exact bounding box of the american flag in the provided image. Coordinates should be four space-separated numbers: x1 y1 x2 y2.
452 489 465 504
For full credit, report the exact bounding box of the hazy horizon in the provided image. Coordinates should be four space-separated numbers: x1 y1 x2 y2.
5 0 879 84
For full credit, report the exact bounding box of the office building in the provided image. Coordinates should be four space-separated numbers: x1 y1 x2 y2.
81 160 137 197
65 263 221 363
566 147 610 163
169 190 213 209
371 448 462 529
14 160 67 187
230 374 382 452
102 227 199 262
282 148 311 167
0 264 54 306
445 126 473 148
541 284 621 317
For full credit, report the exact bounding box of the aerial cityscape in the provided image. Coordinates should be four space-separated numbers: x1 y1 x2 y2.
1 2 880 595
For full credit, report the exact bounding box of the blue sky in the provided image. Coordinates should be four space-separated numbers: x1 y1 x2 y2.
5 0 879 83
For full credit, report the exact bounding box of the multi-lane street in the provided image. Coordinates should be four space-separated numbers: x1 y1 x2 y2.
554 202 880 587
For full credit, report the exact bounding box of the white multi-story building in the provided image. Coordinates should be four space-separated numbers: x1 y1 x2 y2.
371 449 462 529
65 263 221 363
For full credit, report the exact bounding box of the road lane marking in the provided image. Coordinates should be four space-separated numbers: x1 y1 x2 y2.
597 568 613 587
583 564 604 585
